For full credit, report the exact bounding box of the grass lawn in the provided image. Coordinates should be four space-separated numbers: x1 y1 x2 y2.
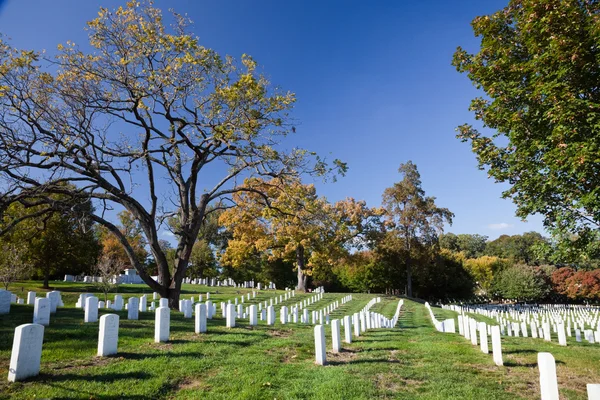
0 282 598 399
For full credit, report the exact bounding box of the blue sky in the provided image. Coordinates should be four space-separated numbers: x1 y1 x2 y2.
0 0 545 240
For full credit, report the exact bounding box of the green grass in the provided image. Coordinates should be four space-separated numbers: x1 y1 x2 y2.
1 282 599 399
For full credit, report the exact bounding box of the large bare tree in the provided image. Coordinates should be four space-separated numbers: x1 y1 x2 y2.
0 3 341 307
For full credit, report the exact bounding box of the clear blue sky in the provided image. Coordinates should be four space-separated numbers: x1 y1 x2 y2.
0 0 545 240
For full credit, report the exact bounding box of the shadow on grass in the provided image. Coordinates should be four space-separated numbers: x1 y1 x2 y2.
118 351 205 360
503 349 539 355
503 359 565 368
37 371 151 382
326 358 402 366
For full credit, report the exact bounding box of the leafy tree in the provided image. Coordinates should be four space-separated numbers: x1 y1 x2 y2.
534 230 600 269
564 270 600 301
219 177 379 291
456 234 488 259
0 3 341 307
492 265 551 302
98 211 147 269
333 251 390 293
2 198 100 288
439 233 460 252
0 242 31 290
453 0 600 250
485 232 547 265
463 255 509 295
550 266 576 296
188 239 218 279
381 161 453 297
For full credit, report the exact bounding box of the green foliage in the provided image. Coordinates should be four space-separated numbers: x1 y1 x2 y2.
492 264 552 302
1 199 100 288
440 233 488 258
485 232 548 265
463 255 509 294
453 0 600 246
381 161 453 297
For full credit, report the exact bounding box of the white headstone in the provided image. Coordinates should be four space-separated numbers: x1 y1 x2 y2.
331 319 341 353
155 306 170 342
128 297 139 320
195 303 207 334
33 298 50 326
226 304 236 328
587 384 600 400
159 298 168 308
85 296 99 323
47 291 60 313
26 292 36 305
314 324 326 365
267 305 275 326
353 313 360 337
479 322 489 354
113 295 124 311
139 295 147 312
538 352 559 400
97 314 119 356
0 290 10 314
249 305 258 326
7 323 44 382
557 323 567 346
343 315 352 343
280 306 288 324
206 301 213 319
491 325 503 366
183 300 192 319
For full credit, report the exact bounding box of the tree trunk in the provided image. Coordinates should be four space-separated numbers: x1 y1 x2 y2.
406 261 413 298
296 244 307 292
43 268 50 289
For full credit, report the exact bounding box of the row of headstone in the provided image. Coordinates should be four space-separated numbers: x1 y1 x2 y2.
8 312 121 382
0 290 63 316
314 299 403 365
443 303 600 344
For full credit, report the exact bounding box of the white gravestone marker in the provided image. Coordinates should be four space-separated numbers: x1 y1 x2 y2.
479 322 489 354
557 323 567 346
538 352 560 400
0 290 10 314
226 304 236 328
85 296 99 323
139 295 147 312
206 301 213 319
97 314 119 356
587 384 600 400
491 325 503 366
8 323 44 382
331 319 341 353
314 324 326 365
128 297 139 320
27 292 36 305
195 303 207 334
113 295 124 311
344 315 352 344
159 298 168 308
33 298 50 326
155 307 170 343
267 306 275 326
249 305 257 326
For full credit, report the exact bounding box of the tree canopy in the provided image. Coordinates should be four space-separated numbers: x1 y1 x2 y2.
381 161 453 297
0 2 343 306
453 0 600 248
